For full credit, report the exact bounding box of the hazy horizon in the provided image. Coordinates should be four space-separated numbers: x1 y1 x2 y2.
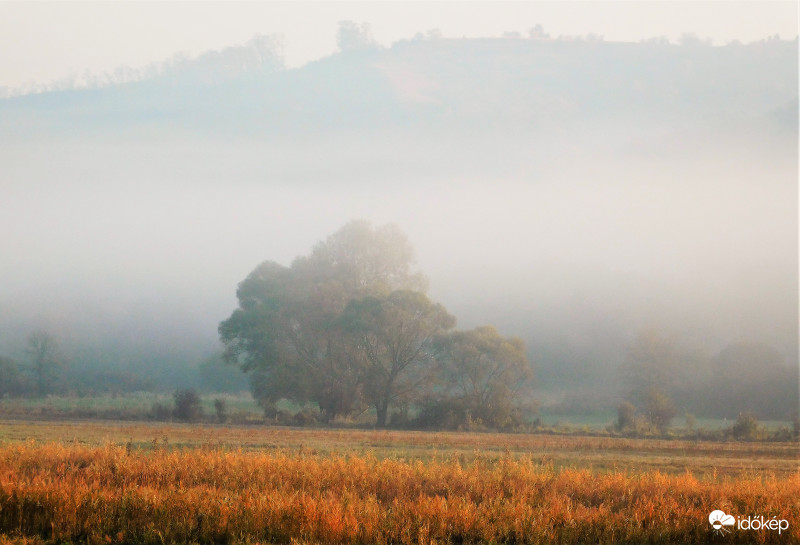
0 11 796 411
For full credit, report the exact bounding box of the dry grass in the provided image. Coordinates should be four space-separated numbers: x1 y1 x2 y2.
1 419 796 478
0 421 797 543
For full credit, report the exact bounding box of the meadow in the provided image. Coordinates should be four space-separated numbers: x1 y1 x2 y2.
0 420 797 544
2 394 794 435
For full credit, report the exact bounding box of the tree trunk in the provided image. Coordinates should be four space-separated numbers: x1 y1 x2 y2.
376 402 389 428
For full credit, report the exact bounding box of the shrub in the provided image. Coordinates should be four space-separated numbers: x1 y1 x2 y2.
292 407 320 426
684 412 697 432
150 401 173 421
615 401 638 431
214 398 227 423
173 389 203 422
731 412 761 441
644 387 677 432
412 398 469 430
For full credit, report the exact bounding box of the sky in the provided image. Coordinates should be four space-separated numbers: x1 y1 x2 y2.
0 1 797 92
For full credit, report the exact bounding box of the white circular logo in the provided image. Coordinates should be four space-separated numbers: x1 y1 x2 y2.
709 510 735 535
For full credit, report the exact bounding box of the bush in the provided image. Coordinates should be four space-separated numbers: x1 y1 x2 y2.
644 387 677 432
214 398 227 423
731 412 761 441
684 412 697 432
292 407 320 426
173 389 203 422
412 398 470 430
150 401 173 421
615 401 638 432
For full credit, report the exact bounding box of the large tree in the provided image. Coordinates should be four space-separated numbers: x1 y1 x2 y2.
341 290 455 427
219 220 433 422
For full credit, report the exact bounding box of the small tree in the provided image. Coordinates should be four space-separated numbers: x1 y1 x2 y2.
685 412 697 433
173 389 203 422
214 398 227 423
26 330 63 396
615 401 638 432
431 326 533 430
732 412 760 441
644 387 676 432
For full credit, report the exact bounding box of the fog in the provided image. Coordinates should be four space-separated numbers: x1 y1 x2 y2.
0 36 796 403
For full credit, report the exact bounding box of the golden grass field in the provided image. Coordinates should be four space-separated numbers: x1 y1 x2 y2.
0 420 797 544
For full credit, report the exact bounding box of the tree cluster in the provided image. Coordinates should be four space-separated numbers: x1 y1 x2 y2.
219 221 534 428
618 330 798 430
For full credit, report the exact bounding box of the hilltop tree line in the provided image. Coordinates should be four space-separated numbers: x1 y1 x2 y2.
218 221 534 429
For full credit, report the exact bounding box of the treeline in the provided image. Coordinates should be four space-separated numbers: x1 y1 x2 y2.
2 222 794 432
614 330 798 432
219 220 535 430
0 337 246 398
5 31 795 138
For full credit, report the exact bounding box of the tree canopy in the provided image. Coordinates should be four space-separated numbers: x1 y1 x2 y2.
429 326 533 429
342 290 455 426
219 220 532 428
